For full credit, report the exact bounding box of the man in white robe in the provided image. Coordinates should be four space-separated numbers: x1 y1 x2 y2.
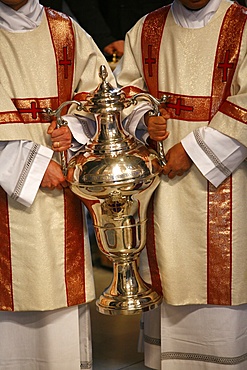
114 0 247 368
0 1 114 369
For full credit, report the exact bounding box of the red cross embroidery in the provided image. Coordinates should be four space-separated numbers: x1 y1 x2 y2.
167 98 193 116
59 46 71 79
145 45 156 77
218 50 234 82
18 101 44 119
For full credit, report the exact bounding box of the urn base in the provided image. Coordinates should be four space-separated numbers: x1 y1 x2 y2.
95 259 162 315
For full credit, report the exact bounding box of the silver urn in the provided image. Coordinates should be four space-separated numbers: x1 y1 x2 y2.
47 65 167 315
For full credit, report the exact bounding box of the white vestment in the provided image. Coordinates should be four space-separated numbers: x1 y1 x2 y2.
115 0 247 368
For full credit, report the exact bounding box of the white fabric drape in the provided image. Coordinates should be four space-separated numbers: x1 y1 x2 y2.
0 0 43 32
140 303 247 369
0 305 92 370
171 0 222 28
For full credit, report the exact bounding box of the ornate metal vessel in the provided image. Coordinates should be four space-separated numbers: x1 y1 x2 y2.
46 65 168 315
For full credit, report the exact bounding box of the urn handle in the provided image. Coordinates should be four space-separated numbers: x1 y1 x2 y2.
131 93 169 167
44 100 83 175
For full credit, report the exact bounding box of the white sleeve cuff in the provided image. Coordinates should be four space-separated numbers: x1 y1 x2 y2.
0 141 53 207
19 143 53 207
181 126 247 187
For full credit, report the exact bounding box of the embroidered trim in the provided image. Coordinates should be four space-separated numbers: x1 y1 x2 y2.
81 121 93 139
219 100 247 124
80 360 93 369
45 8 75 108
0 187 14 311
210 3 247 118
144 334 161 346
161 351 247 365
142 6 170 97
13 97 58 123
193 128 231 177
157 92 211 122
11 143 40 202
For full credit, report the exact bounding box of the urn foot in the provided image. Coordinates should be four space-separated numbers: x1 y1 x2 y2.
95 259 162 315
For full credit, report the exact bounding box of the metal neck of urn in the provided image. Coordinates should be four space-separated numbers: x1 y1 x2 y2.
91 112 133 155
83 65 135 155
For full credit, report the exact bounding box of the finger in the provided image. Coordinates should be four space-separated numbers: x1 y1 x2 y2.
61 180 69 188
149 123 167 133
116 50 123 57
168 171 176 179
159 107 171 119
162 165 172 175
54 180 68 190
47 119 57 134
165 169 184 178
156 132 170 141
53 142 72 152
150 135 168 142
53 141 60 149
52 136 69 144
149 117 167 126
52 141 68 151
150 131 169 141
51 125 70 139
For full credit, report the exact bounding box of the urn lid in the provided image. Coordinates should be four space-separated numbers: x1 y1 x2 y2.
83 65 128 114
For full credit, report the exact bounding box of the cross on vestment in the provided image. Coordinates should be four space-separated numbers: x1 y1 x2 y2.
59 46 72 79
145 45 156 77
18 101 45 119
218 50 234 82
167 98 193 116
